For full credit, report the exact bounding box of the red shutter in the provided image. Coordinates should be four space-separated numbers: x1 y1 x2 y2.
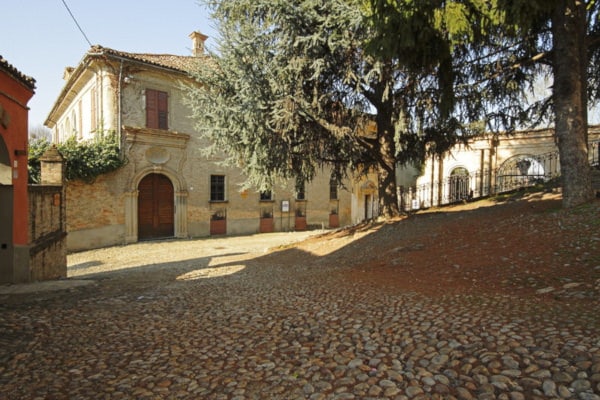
146 89 168 130
146 89 158 129
158 91 168 130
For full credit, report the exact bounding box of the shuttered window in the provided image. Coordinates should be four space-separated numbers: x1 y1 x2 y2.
146 89 169 130
90 87 97 132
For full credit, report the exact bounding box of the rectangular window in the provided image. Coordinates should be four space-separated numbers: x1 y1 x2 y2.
90 87 97 132
296 179 306 201
260 190 272 201
329 179 338 200
77 100 83 139
146 89 169 130
210 175 226 201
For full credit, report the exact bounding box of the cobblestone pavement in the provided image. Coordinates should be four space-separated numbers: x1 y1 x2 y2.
1 202 599 400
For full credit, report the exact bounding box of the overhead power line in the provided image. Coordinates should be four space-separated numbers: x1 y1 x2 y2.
60 0 93 47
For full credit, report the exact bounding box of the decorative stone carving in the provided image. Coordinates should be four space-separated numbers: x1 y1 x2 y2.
145 146 170 165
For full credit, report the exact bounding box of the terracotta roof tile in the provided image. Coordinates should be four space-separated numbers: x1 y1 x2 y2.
89 45 206 73
0 56 36 89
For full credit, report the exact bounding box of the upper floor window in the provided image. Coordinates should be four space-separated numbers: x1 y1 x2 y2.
210 175 226 201
77 100 83 139
64 117 72 141
260 190 272 201
90 86 97 132
146 89 168 130
70 109 78 137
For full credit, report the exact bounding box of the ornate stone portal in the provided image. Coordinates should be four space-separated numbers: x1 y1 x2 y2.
123 127 189 243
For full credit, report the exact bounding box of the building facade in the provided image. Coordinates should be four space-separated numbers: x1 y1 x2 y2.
0 56 35 282
398 126 600 210
46 32 363 252
1 57 68 283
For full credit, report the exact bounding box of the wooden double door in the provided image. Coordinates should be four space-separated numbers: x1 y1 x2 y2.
138 173 174 240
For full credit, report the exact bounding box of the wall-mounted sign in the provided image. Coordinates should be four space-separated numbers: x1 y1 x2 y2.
281 200 290 213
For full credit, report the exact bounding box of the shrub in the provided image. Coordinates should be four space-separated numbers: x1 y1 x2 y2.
28 134 126 184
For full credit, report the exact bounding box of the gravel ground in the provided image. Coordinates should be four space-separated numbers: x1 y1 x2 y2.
1 195 599 400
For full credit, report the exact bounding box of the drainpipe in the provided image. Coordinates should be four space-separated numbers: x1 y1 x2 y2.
117 60 123 148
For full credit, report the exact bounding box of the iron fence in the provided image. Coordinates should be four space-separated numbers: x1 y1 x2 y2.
399 150 570 212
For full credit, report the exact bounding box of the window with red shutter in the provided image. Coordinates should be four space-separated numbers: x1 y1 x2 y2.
146 89 168 130
157 91 168 129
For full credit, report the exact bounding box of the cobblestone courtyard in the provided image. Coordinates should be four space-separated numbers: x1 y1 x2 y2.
1 193 599 399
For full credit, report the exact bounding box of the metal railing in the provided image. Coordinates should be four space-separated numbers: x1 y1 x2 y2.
399 150 567 212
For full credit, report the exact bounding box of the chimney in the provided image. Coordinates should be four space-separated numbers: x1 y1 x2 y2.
63 67 75 80
189 31 209 57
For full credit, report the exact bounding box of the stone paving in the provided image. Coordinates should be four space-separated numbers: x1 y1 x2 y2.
1 232 599 400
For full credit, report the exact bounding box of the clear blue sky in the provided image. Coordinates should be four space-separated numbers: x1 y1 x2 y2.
1 0 217 129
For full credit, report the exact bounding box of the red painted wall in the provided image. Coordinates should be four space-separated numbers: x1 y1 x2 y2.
0 60 35 246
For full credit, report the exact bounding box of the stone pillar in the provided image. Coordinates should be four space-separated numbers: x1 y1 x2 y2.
479 149 485 197
437 156 444 206
28 144 67 281
40 145 65 185
124 190 138 244
175 191 188 238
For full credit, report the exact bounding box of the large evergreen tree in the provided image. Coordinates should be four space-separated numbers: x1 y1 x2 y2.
189 0 598 215
187 0 479 218
500 0 597 207
368 0 600 208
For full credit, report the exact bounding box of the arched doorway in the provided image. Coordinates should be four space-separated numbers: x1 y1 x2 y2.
448 167 470 203
496 154 547 193
360 180 377 221
138 173 174 240
0 136 13 282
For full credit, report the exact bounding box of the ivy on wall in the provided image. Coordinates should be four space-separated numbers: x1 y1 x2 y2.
28 133 126 184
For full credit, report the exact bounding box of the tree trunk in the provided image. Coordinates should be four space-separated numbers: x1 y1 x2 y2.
552 0 593 208
376 113 400 219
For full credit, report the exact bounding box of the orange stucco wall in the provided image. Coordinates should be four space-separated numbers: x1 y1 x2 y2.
0 66 34 246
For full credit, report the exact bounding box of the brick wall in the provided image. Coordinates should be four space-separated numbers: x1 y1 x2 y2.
65 171 127 250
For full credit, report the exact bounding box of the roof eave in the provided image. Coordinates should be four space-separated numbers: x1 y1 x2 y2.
44 51 101 128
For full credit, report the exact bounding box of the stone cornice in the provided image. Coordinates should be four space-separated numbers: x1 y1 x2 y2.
123 126 190 148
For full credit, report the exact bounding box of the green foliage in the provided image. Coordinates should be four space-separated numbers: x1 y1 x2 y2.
28 138 52 184
366 0 598 206
189 0 484 217
28 133 125 184
189 0 373 191
190 0 598 215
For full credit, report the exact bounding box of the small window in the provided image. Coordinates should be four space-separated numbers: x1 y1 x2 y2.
64 118 71 141
146 89 169 130
71 110 77 137
329 179 338 200
260 190 272 201
296 179 306 201
210 175 226 201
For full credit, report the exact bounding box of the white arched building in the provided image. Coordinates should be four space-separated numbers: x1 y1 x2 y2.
398 126 600 210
